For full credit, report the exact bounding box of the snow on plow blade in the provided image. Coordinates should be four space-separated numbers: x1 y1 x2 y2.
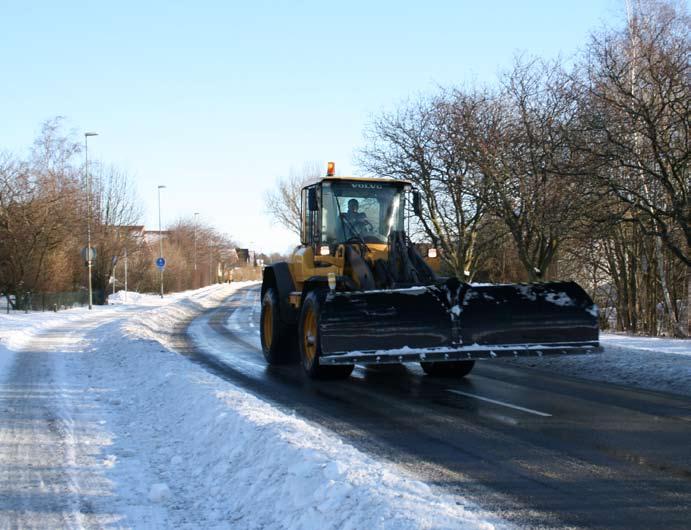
319 280 600 365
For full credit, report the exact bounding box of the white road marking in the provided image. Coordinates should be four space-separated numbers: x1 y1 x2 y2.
446 389 552 417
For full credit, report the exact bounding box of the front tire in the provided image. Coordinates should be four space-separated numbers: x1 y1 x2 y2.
420 360 475 377
260 287 294 364
299 291 354 380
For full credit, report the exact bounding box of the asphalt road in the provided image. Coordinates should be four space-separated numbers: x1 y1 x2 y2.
183 285 691 529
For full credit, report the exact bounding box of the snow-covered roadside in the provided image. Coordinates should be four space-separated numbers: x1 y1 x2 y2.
506 333 691 398
0 284 503 529
601 333 691 356
0 285 242 528
111 284 500 529
0 285 221 352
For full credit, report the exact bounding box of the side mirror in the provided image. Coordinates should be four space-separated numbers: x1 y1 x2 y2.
412 191 422 217
308 188 318 211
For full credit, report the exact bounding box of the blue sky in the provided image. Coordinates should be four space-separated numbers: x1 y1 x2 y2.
0 1 623 253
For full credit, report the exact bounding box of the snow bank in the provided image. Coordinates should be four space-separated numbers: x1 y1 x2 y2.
1 283 498 527
507 333 691 397
197 387 496 529
0 306 101 352
118 283 254 349
108 283 500 529
601 333 691 356
107 284 231 306
0 284 226 352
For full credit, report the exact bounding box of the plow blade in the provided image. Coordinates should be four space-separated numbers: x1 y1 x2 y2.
319 281 600 365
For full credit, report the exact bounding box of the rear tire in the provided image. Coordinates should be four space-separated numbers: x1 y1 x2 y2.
299 290 354 380
260 287 295 364
420 360 475 377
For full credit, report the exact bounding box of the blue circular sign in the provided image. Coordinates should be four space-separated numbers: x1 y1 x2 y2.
156 257 166 269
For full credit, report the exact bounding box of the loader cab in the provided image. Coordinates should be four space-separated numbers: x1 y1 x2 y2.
301 178 411 250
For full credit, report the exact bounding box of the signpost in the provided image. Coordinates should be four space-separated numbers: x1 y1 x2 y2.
81 247 96 308
111 255 118 296
81 247 97 262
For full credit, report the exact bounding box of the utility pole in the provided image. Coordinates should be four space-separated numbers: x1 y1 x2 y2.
158 185 166 298
84 132 98 309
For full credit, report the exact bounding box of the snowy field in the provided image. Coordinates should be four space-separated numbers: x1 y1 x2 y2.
0 283 501 529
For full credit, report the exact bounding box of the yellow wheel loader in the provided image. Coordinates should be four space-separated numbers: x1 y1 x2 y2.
261 163 600 379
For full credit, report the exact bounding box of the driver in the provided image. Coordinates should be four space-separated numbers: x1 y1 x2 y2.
346 199 365 220
343 199 369 226
341 199 371 233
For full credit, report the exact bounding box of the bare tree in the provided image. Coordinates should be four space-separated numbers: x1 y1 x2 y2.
0 120 82 308
463 58 591 281
358 1 687 335
30 117 81 176
579 0 689 265
265 162 322 236
576 0 690 335
0 118 243 305
359 94 488 279
89 164 143 297
0 167 79 308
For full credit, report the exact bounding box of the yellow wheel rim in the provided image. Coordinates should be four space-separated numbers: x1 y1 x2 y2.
303 305 318 367
262 302 273 349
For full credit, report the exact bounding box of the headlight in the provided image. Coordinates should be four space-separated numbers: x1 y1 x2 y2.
319 245 330 256
427 248 437 258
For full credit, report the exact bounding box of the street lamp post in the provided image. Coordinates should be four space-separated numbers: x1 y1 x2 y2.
84 132 98 309
158 185 166 298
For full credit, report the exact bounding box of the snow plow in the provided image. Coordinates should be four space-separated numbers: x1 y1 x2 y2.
260 163 600 379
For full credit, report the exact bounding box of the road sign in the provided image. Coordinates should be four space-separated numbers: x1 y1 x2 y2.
156 257 166 269
81 247 97 261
